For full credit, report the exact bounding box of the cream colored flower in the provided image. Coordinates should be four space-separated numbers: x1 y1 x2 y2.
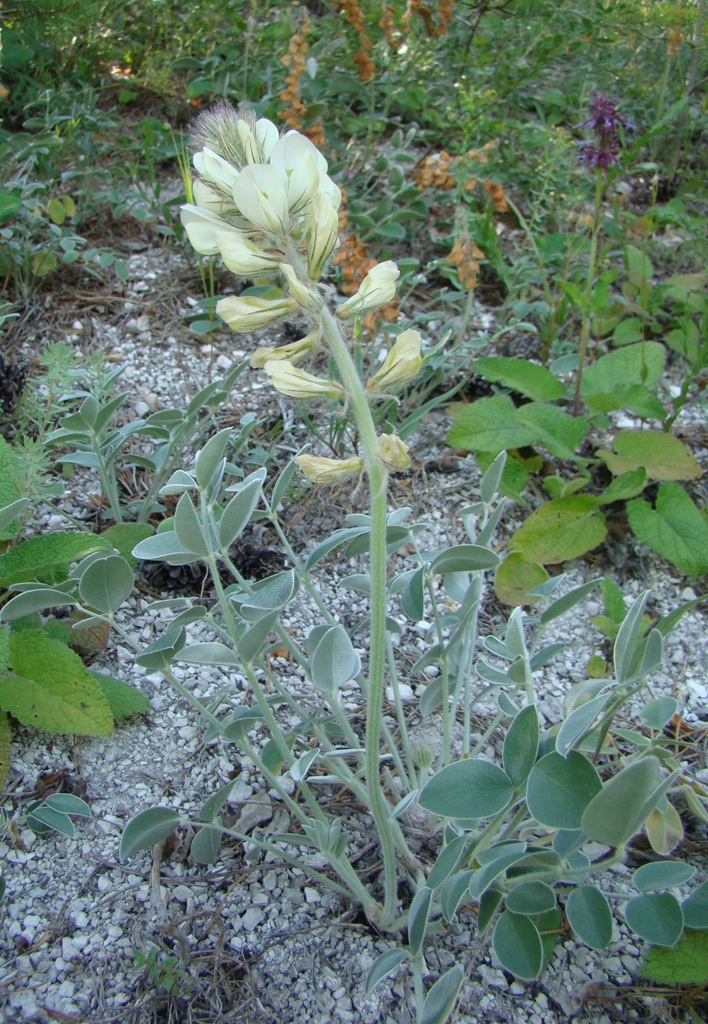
269 132 322 214
237 116 279 164
280 262 322 312
231 164 289 234
305 194 340 280
250 333 317 368
217 294 299 332
336 260 400 319
375 433 411 471
367 329 422 391
264 360 344 401
180 204 228 254
217 230 279 276
295 454 364 484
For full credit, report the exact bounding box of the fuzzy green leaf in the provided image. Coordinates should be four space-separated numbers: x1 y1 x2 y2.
120 807 181 861
598 431 701 481
0 532 113 587
0 631 112 736
581 757 660 847
627 483 708 578
639 930 708 985
90 671 150 720
475 357 564 402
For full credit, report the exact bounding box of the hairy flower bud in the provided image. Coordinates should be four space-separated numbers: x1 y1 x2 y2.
250 333 318 368
231 164 290 234
280 262 322 312
180 204 229 255
336 260 400 319
264 360 344 401
375 433 411 471
305 194 340 280
237 116 279 164
295 453 364 484
217 294 299 332
367 329 422 391
193 147 240 194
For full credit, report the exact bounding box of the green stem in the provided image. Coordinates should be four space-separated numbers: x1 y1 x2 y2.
573 171 605 416
319 305 399 928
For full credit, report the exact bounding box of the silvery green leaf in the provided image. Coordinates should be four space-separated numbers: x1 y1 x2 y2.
27 804 75 836
174 493 212 557
408 886 433 957
483 635 512 660
475 658 512 685
190 824 223 864
270 456 299 511
440 869 474 922
580 757 660 847
474 499 507 547
120 807 180 860
236 609 280 663
468 850 529 900
502 704 539 787
427 834 469 890
614 589 650 684
419 759 513 820
411 644 442 675
526 751 602 830
555 693 612 758
682 881 708 930
565 886 613 949
498 692 520 716
79 554 134 615
305 527 368 570
633 861 695 892
504 607 526 659
198 779 238 821
365 948 407 996
529 642 565 670
429 544 499 574
0 499 29 533
159 470 197 496
132 530 196 564
480 450 507 505
493 912 543 980
238 570 298 620
1 587 79 620
552 829 585 858
338 574 371 594
290 747 320 782
219 474 264 549
221 706 265 741
387 506 413 526
506 881 556 916
177 643 239 666
135 627 186 670
527 574 566 599
310 625 360 692
43 794 91 816
624 893 683 947
195 428 232 490
477 887 504 935
419 965 464 1024
419 676 444 716
639 696 678 731
539 578 603 625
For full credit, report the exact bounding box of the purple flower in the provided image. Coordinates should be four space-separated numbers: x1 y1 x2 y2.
575 92 633 170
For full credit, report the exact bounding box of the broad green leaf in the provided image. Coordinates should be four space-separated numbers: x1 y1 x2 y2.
131 529 197 565
419 759 513 819
682 881 708 930
120 807 181 860
0 710 10 791
237 570 298 619
474 357 564 402
639 930 708 985
43 793 91 816
79 555 134 614
310 625 361 692
494 554 548 606
502 704 539 787
633 861 696 892
581 342 665 395
584 385 666 419
581 757 660 847
0 440 24 540
419 966 464 1024
526 751 602 829
598 468 647 504
510 497 607 564
0 532 112 587
565 886 613 949
626 244 653 278
598 431 701 481
27 804 75 836
627 483 708 578
506 881 556 916
365 949 408 996
0 631 112 736
493 911 543 980
100 523 153 566
448 395 537 452
513 404 588 460
90 671 150 719
624 893 683 947
408 886 433 957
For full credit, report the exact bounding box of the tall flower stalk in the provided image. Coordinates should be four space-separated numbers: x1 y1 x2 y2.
180 103 421 928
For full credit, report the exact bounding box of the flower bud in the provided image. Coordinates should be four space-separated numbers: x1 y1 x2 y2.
305 194 340 280
217 230 280 276
367 329 422 391
375 433 411 471
193 147 240 193
231 164 289 234
250 333 318 368
295 454 364 484
180 204 228 255
280 262 322 312
264 360 344 401
217 294 299 333
237 116 279 164
336 260 400 319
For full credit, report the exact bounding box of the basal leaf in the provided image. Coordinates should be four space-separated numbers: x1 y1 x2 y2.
598 431 701 481
510 497 607 564
474 357 564 402
0 631 112 736
627 483 708 578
